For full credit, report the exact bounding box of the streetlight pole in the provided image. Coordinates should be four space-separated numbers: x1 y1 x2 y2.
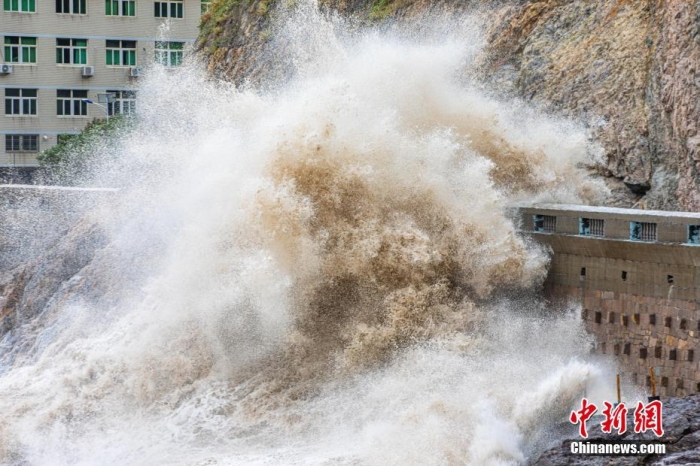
82 99 109 122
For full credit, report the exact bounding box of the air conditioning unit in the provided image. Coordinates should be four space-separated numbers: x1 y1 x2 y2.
0 64 13 75
129 67 143 77
81 66 95 77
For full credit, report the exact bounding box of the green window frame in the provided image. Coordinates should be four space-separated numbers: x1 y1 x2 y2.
56 38 88 65
105 40 136 66
154 0 182 18
3 0 35 12
154 41 184 66
200 0 210 13
105 0 135 16
5 134 38 152
55 0 86 14
4 37 37 64
56 89 88 116
4 88 38 116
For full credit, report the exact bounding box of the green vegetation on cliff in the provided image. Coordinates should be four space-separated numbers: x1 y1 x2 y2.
38 116 133 181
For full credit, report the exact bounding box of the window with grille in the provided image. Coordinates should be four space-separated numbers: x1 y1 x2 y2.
56 0 86 14
689 225 700 244
57 89 88 116
154 0 182 18
4 36 37 64
154 41 184 66
579 217 604 236
106 40 136 66
5 134 38 152
106 90 136 115
56 38 88 65
3 0 35 12
5 88 37 115
533 215 556 233
630 221 657 241
105 0 135 15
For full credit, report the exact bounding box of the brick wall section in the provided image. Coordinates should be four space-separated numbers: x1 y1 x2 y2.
548 284 700 397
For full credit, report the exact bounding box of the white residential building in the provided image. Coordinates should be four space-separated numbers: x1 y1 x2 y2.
1 0 205 166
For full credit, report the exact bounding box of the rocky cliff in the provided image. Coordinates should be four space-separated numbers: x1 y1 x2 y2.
197 0 700 210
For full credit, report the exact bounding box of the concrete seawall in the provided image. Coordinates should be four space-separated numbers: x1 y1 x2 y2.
519 204 700 397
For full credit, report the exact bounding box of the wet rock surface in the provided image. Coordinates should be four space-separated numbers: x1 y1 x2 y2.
533 394 700 465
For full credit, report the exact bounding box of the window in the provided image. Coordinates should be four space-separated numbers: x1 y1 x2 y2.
622 314 629 327
5 134 38 152
4 37 37 64
670 349 677 361
107 90 136 115
608 312 615 324
533 215 556 233
623 343 631 355
665 316 672 328
106 0 135 15
654 346 662 358
650 314 656 325
630 221 657 241
56 39 88 65
154 0 182 18
680 319 688 330
57 90 88 116
668 275 674 285
614 344 620 356
689 350 694 362
677 378 684 389
632 313 640 324
155 41 183 66
689 225 700 244
3 0 35 12
56 0 86 14
661 377 668 387
594 311 602 324
639 347 648 359
200 0 210 13
5 89 37 115
580 267 586 277
579 217 604 236
621 271 627 281
106 40 136 66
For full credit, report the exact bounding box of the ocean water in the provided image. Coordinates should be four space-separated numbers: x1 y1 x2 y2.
0 2 625 464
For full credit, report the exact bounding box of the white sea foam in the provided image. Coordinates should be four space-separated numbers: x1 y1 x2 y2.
0 2 627 465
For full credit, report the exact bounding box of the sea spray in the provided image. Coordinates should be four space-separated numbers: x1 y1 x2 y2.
0 2 621 464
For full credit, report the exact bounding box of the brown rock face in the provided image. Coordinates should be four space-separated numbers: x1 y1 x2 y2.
197 0 700 210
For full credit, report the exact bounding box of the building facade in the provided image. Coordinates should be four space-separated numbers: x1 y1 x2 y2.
519 204 700 398
1 0 205 166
